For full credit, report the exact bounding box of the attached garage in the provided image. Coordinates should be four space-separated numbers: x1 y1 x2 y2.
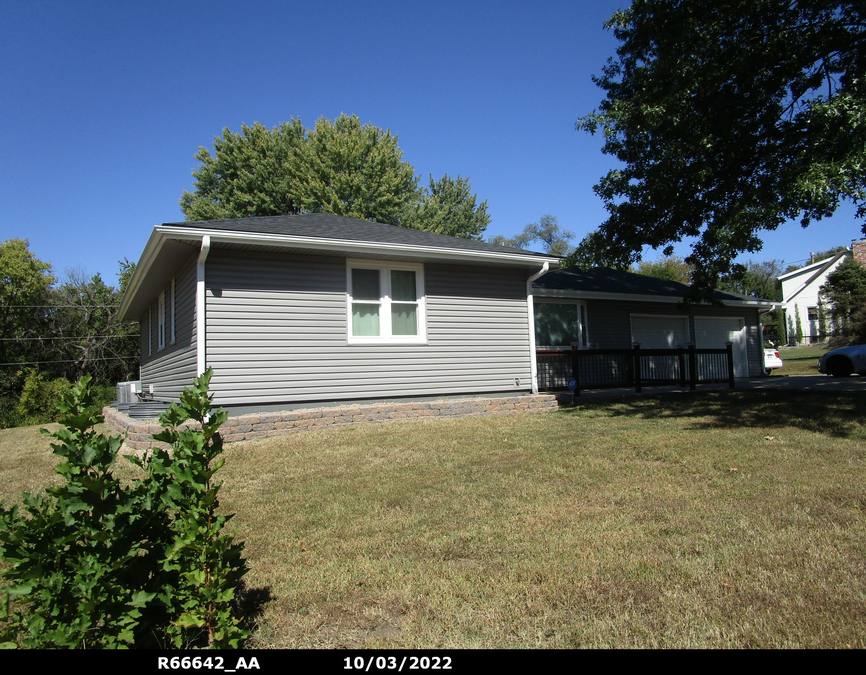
531 267 778 380
693 317 748 378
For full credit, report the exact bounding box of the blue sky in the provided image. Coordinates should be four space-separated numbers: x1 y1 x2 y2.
2 0 863 287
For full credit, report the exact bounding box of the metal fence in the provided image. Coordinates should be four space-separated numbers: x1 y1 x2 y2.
536 343 735 394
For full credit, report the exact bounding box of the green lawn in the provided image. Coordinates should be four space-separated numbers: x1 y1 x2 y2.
2 390 866 648
773 344 830 376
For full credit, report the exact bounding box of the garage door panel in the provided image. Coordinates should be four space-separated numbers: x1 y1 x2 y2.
631 316 689 349
631 315 689 380
694 317 747 377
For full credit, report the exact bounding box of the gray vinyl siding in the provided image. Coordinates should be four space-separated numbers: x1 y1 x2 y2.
582 299 763 377
139 255 197 398
205 249 532 405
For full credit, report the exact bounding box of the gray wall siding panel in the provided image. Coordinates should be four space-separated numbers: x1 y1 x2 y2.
139 255 198 399
580 300 762 377
205 250 533 405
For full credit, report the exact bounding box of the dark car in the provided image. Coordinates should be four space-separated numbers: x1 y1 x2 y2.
818 345 866 377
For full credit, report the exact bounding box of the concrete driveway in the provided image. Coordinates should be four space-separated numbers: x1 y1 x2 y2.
737 374 866 392
565 374 866 400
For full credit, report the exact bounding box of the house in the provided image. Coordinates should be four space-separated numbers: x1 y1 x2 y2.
777 241 866 345
118 213 559 414
530 268 778 378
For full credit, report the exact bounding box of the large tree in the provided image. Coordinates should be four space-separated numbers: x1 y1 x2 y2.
52 270 139 384
575 0 866 289
0 239 55 397
403 174 491 240
289 114 420 226
490 215 575 256
718 260 783 300
180 120 307 221
180 114 490 238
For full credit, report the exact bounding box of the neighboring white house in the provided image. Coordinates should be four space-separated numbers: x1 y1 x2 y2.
777 247 858 344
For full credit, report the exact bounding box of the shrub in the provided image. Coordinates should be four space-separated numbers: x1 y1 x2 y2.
14 369 73 426
0 369 247 649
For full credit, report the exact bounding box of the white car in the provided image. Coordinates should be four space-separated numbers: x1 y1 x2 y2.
818 344 866 377
764 348 784 375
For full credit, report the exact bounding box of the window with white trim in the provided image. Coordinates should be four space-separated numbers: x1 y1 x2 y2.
157 290 166 351
347 261 426 343
534 300 589 348
170 277 176 344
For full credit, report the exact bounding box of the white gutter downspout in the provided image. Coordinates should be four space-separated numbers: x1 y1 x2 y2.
526 262 550 395
196 235 211 377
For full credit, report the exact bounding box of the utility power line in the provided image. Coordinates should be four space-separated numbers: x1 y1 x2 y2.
1 304 122 309
0 356 138 367
0 335 138 341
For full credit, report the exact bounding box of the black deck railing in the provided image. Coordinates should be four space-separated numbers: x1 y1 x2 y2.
536 342 735 394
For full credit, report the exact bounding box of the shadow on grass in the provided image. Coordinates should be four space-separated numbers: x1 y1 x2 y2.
236 583 274 644
560 389 866 439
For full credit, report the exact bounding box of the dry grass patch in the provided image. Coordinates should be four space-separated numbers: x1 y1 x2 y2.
2 390 865 648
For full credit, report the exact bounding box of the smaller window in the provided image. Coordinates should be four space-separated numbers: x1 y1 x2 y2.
807 306 819 321
157 291 166 351
170 277 176 344
148 306 153 356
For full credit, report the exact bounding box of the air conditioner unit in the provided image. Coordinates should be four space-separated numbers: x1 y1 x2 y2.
115 380 142 403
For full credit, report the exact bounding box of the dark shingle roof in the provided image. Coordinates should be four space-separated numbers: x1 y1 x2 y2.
533 267 775 304
166 213 552 259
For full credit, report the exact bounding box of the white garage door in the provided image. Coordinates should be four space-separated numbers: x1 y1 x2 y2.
630 315 689 349
631 316 690 380
694 317 748 378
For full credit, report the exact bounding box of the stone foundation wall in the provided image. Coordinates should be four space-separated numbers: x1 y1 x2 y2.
103 394 559 452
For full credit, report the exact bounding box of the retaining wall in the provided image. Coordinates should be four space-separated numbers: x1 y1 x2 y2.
103 394 559 452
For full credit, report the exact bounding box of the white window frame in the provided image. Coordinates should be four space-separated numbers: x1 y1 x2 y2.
157 290 166 351
346 260 427 344
170 277 176 344
533 298 589 349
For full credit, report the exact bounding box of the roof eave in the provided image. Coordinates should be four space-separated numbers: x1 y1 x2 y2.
154 225 558 266
119 225 559 321
118 227 165 321
533 287 778 309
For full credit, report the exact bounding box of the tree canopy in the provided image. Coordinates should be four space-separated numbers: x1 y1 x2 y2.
575 0 866 289
489 215 575 256
180 114 490 239
0 239 55 376
633 255 694 284
404 174 491 239
289 114 419 225
0 240 138 427
718 260 783 300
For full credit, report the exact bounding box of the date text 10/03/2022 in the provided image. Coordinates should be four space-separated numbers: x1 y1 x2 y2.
345 656 452 671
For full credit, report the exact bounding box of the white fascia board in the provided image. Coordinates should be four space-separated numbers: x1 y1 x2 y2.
533 288 778 309
777 266 818 282
781 254 847 304
117 227 167 320
156 225 559 267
